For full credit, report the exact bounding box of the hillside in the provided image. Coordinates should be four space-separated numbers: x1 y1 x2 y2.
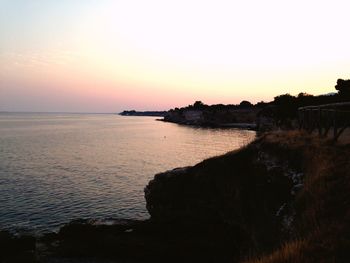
243 131 350 263
160 80 350 130
145 130 350 262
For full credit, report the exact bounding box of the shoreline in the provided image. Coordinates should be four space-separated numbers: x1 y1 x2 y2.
157 118 258 130
1 131 349 263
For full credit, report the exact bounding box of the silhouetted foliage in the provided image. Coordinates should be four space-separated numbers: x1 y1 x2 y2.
335 79 350 97
193 101 204 108
258 78 350 128
120 110 167 116
164 78 349 129
272 94 298 125
239 100 253 108
295 93 315 109
256 101 269 108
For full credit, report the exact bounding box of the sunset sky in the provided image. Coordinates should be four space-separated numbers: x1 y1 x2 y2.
1 0 350 112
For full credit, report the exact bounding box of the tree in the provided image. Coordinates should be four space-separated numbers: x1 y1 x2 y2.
296 92 314 107
297 92 312 98
273 94 296 105
273 94 298 122
193 101 205 109
239 100 253 108
335 79 350 96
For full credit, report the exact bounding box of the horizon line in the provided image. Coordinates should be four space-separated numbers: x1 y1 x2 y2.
0 111 119 114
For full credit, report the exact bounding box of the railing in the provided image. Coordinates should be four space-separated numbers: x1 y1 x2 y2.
298 102 350 140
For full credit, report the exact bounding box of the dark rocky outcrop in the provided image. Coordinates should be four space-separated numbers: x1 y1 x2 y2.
119 110 167 117
0 230 36 263
36 218 247 263
144 131 350 263
144 136 299 254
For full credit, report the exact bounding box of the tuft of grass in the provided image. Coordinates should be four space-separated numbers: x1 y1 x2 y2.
245 239 308 263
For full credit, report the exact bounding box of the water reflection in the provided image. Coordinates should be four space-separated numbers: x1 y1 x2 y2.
0 114 255 232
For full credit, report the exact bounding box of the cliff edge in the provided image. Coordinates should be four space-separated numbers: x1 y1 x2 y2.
145 130 350 262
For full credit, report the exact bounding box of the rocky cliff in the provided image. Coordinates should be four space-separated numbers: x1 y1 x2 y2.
145 130 350 262
144 132 303 254
163 104 260 128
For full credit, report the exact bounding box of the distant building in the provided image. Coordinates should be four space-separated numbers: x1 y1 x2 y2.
183 110 203 122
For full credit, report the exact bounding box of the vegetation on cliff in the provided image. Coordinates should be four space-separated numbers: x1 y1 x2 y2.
244 131 350 263
145 130 350 262
119 110 167 117
163 100 261 127
162 79 350 130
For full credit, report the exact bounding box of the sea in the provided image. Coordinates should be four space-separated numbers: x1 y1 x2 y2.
0 113 256 233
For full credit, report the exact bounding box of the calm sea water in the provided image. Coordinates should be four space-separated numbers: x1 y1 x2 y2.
0 113 256 232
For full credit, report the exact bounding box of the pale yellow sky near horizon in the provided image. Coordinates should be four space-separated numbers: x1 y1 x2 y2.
0 0 350 112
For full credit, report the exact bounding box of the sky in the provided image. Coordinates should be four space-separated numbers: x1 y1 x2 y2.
1 0 350 112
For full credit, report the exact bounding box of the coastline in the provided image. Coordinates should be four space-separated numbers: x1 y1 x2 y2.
158 118 258 130
2 130 349 262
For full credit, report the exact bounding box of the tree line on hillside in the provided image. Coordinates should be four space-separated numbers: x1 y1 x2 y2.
168 79 350 128
261 78 350 126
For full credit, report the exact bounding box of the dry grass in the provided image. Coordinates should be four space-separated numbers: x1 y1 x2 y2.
337 129 350 145
243 130 350 263
245 239 308 263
